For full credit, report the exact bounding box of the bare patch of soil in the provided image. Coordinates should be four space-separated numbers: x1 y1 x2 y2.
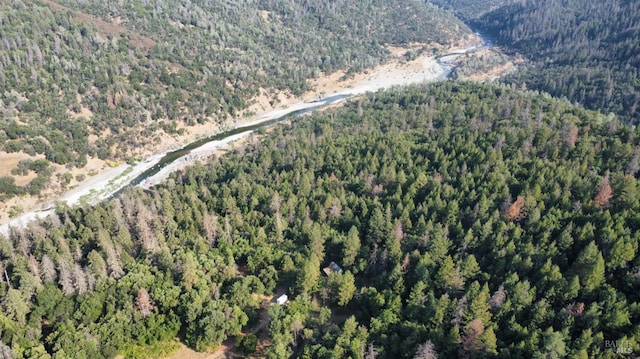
260 10 271 22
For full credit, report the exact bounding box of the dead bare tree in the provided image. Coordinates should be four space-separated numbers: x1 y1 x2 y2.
58 261 75 295
505 195 526 221
414 340 438 359
136 287 154 317
40 254 57 283
488 285 506 310
73 264 88 294
594 175 613 208
461 319 485 358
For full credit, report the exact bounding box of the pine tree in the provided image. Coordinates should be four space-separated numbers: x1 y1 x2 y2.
58 260 75 295
488 285 506 310
461 318 485 357
136 287 154 317
506 195 526 221
40 254 57 283
573 241 605 292
343 226 361 267
414 340 438 359
594 175 613 208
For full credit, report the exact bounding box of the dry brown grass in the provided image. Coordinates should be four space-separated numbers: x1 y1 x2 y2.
41 0 156 51
0 152 46 186
162 344 211 359
0 152 33 177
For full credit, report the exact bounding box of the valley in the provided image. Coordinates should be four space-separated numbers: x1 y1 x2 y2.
1 32 507 234
0 1 638 359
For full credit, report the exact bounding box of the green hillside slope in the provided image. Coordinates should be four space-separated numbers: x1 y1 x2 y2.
0 0 468 199
475 0 640 124
1 83 638 358
425 0 516 20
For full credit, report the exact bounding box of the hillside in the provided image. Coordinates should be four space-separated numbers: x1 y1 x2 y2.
0 82 638 358
0 0 469 203
425 0 517 21
474 0 640 124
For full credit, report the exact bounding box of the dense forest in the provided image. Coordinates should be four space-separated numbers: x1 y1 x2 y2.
0 82 638 358
0 0 467 198
425 0 516 20
474 0 640 124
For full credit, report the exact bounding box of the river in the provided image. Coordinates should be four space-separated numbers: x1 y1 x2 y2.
131 38 492 192
116 93 350 195
436 32 492 79
0 34 491 236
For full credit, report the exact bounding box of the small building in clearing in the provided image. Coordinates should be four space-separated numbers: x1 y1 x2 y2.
322 261 343 276
276 294 288 305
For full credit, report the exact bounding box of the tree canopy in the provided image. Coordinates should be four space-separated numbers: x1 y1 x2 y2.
0 82 638 358
475 0 640 124
0 0 467 199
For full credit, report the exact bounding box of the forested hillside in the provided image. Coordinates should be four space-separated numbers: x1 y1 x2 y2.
475 0 640 124
425 0 516 20
0 0 467 199
0 82 638 358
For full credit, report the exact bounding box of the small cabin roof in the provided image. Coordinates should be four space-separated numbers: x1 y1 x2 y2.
322 261 343 276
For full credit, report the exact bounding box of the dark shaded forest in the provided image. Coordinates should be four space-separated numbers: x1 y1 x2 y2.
1 82 638 358
425 0 516 21
474 0 640 124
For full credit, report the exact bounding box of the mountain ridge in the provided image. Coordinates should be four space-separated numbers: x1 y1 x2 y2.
474 0 640 124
